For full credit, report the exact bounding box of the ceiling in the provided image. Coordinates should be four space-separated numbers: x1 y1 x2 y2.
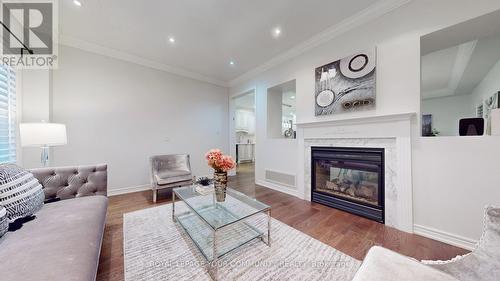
421 9 500 100
421 34 500 100
421 46 459 94
59 0 385 85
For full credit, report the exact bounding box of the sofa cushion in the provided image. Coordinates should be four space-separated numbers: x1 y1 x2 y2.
0 207 7 237
155 170 192 185
0 196 108 281
0 164 44 222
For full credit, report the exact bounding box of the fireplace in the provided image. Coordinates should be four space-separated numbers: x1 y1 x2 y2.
311 147 385 223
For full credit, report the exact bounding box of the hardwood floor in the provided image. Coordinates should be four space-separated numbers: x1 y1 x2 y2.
96 163 468 281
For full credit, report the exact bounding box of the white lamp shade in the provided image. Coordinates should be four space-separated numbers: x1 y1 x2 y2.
20 123 67 147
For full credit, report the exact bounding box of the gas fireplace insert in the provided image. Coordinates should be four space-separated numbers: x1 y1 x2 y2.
311 146 385 223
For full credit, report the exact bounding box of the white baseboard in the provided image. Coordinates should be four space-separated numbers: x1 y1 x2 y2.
414 224 477 250
255 179 303 199
108 184 151 196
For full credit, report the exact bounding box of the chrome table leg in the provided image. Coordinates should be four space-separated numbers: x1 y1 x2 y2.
172 191 176 221
209 229 218 280
267 209 271 247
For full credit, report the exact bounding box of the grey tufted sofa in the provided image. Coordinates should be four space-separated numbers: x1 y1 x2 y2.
0 164 108 281
31 164 108 200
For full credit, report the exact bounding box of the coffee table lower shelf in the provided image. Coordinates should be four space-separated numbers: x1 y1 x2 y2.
175 210 264 262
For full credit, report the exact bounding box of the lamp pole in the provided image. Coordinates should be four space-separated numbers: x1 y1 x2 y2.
41 145 49 167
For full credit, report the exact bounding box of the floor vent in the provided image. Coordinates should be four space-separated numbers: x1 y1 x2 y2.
265 170 296 188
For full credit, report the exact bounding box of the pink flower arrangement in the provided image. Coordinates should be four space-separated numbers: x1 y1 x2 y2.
205 149 236 173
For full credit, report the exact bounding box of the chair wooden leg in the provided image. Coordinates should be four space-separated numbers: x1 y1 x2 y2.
153 189 157 203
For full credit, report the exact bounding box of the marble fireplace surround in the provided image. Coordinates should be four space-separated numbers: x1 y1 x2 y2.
296 113 415 233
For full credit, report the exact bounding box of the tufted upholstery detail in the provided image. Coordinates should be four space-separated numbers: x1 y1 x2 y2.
30 164 107 200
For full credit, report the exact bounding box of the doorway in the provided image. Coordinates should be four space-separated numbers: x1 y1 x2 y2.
231 90 256 176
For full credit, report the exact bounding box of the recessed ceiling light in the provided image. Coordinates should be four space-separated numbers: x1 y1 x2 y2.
272 27 282 38
290 96 295 99
73 0 82 7
168 37 175 44
229 61 235 66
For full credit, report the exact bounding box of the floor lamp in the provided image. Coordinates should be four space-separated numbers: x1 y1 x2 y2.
19 123 67 167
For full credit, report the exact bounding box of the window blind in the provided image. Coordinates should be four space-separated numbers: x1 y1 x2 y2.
0 65 16 164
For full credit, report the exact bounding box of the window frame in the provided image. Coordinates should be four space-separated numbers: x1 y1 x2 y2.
0 65 18 164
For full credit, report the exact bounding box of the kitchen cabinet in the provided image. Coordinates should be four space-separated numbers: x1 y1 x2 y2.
236 143 255 163
235 110 255 134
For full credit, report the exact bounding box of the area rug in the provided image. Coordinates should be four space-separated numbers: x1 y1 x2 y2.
123 203 360 280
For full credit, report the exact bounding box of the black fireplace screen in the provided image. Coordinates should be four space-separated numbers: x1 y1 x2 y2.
314 161 379 207
311 147 384 223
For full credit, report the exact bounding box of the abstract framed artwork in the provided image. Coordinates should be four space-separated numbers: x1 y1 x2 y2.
315 48 376 116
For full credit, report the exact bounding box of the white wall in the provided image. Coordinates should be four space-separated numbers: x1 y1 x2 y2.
229 0 500 247
421 95 474 136
21 69 52 168
472 59 500 107
47 46 229 191
413 136 500 243
267 88 284 139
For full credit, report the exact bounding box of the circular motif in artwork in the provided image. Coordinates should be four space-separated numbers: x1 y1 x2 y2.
339 50 376 79
316 90 335 107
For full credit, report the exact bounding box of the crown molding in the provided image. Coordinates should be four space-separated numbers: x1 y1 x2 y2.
228 0 412 87
59 35 229 87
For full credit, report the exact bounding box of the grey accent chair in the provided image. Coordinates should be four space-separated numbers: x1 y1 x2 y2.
150 154 194 202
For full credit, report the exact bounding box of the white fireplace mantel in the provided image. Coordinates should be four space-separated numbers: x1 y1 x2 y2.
296 112 416 233
296 112 416 127
296 112 416 138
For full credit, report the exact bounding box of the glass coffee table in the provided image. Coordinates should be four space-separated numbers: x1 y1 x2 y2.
172 186 271 277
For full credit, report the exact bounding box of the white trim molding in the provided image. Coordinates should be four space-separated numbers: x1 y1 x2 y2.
228 0 412 86
108 184 151 197
414 224 477 250
60 35 228 87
